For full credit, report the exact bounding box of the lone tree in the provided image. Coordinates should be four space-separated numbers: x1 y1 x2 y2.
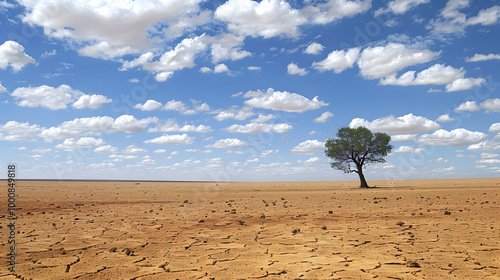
325 126 393 188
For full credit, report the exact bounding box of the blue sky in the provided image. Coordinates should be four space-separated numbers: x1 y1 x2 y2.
0 0 499 181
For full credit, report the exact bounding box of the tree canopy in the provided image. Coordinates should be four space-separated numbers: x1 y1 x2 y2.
325 126 393 188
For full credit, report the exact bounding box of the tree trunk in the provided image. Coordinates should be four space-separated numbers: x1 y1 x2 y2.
357 168 370 188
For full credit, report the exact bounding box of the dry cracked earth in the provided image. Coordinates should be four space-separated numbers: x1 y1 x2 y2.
0 178 499 279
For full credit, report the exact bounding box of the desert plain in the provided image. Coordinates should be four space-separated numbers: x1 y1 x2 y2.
0 178 499 280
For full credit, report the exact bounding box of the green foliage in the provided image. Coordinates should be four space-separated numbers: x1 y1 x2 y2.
324 126 393 174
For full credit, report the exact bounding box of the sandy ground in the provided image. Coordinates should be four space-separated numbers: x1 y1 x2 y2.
0 178 499 279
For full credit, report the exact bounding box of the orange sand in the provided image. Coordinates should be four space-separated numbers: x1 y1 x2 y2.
1 178 499 279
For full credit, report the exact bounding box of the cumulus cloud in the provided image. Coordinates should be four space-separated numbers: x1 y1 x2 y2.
244 88 328 113
223 123 292 134
0 41 35 72
144 133 195 145
122 145 147 154
121 35 207 82
480 98 500 112
148 119 212 133
379 64 482 92
298 157 321 164
214 63 229 74
207 33 252 63
418 128 487 146
214 0 307 38
454 101 479 112
290 139 325 154
250 114 275 123
0 121 41 142
393 145 424 153
19 0 207 58
357 43 439 79
72 94 112 109
445 77 485 92
436 114 454 123
162 99 210 115
304 42 325 55
376 0 430 15
303 0 372 25
287 62 308 76
206 138 248 149
214 107 255 121
56 137 105 150
0 83 7 94
94 145 118 153
349 113 441 135
109 115 158 132
467 137 500 151
312 47 360 73
489 123 500 133
466 53 500 62
313 111 334 123
11 84 111 110
134 100 162 111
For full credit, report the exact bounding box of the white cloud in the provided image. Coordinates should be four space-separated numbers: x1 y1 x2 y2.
304 0 372 25
0 41 35 72
223 123 292 134
72 94 112 109
214 0 307 38
436 114 454 123
481 152 499 159
123 35 207 81
489 123 500 133
379 64 474 89
0 121 41 142
287 62 308 76
94 145 118 153
0 83 7 94
60 116 114 132
298 156 321 164
56 137 105 150
128 78 140 83
445 77 485 92
11 84 80 110
304 42 325 55
466 53 500 62
206 138 248 149
250 114 275 123
357 43 439 79
480 98 500 112
244 88 328 113
393 146 424 153
418 128 487 146
378 0 430 15
349 113 441 135
454 101 479 112
312 47 360 73
429 2 500 34
162 99 210 115
148 119 212 133
19 0 206 58
467 137 500 151
214 63 229 74
313 111 334 123
467 5 500 26
291 139 325 154
391 134 418 142
144 133 195 145
214 107 255 121
254 149 279 157
134 100 162 111
122 145 147 154
109 115 158 132
200 66 212 73
153 149 167 153
207 33 251 63
248 66 261 71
